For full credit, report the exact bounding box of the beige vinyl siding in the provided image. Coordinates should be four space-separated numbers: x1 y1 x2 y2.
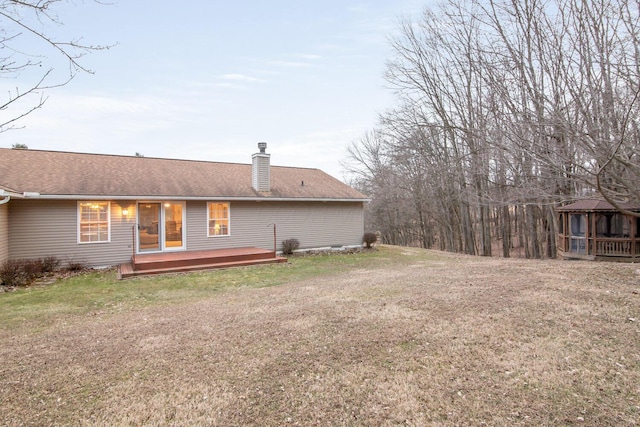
0 202 8 264
7 199 363 267
8 199 135 268
186 201 364 252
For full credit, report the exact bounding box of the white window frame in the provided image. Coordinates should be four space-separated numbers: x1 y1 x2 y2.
78 201 111 244
207 202 230 237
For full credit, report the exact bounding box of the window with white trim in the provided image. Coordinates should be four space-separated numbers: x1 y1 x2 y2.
78 202 110 243
208 202 230 236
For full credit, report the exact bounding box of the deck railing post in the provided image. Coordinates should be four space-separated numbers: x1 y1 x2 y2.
266 223 277 256
132 225 136 267
273 223 277 256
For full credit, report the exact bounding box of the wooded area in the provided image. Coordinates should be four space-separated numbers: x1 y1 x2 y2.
346 0 640 258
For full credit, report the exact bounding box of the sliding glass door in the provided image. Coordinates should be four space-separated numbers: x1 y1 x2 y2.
137 201 184 253
164 202 184 249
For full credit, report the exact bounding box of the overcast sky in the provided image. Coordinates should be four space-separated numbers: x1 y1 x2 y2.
0 1 431 180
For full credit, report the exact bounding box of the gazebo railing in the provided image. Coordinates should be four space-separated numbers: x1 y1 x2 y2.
596 238 633 257
559 233 638 259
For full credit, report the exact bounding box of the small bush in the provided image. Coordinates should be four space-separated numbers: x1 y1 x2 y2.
0 258 50 287
66 260 86 272
40 256 61 273
21 259 44 279
363 232 377 249
0 256 72 288
282 238 300 255
0 260 25 287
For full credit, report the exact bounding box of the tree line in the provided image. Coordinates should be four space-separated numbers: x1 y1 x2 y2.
346 0 640 258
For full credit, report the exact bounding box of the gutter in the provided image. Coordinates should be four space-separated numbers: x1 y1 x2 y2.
0 188 24 204
23 194 371 203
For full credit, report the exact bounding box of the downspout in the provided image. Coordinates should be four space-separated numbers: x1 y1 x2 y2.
0 196 9 205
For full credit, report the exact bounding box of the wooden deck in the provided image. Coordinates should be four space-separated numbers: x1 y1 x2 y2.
117 247 287 279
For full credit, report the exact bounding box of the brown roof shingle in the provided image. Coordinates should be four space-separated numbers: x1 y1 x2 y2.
0 148 368 200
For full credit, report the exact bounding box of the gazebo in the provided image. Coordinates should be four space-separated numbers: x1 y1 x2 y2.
557 199 640 261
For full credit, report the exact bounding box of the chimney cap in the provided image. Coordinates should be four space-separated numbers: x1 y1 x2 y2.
258 142 267 153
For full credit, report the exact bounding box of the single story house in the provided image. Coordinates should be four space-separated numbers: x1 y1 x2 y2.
557 199 640 261
0 144 369 271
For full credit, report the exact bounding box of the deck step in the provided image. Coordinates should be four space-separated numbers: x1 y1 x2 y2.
118 257 287 279
133 247 277 271
117 247 287 279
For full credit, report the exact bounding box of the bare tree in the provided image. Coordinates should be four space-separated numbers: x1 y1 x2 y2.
0 0 110 132
347 0 640 258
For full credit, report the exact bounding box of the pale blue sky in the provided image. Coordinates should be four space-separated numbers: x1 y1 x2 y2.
1 1 429 179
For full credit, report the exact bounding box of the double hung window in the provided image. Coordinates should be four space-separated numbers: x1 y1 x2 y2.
208 202 230 236
79 202 110 243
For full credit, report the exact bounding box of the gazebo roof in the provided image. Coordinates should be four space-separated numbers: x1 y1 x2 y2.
557 199 640 212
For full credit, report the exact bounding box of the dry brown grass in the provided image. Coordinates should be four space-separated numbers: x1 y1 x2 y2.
1 246 640 426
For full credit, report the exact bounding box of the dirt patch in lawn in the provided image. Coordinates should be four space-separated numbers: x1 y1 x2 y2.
1 248 640 426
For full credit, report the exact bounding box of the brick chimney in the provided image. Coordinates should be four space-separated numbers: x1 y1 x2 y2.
252 142 270 192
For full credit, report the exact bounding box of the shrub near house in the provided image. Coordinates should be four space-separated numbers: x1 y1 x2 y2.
282 238 300 255
0 256 62 287
363 232 377 248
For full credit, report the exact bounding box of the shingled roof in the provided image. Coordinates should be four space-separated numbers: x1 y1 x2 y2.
556 199 640 212
0 148 368 201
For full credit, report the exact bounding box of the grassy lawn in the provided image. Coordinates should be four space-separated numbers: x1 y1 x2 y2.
1 246 639 426
0 247 420 329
